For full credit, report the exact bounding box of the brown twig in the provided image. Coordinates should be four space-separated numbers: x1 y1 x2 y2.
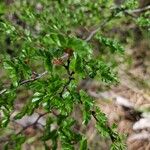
16 112 48 135
85 16 113 42
59 59 75 97
91 111 117 143
20 71 48 85
0 71 48 96
0 112 48 144
127 5 150 13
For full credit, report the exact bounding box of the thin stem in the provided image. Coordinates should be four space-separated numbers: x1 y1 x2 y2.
20 71 48 85
16 112 48 135
91 111 117 142
85 15 114 42
59 59 75 97
0 112 48 144
0 71 48 96
128 5 150 13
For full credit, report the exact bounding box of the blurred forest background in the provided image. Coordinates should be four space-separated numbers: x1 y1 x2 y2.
0 0 150 150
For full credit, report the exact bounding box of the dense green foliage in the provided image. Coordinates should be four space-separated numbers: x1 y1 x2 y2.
0 0 149 149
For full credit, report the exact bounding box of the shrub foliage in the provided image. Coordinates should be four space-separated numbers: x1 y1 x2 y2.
0 0 149 149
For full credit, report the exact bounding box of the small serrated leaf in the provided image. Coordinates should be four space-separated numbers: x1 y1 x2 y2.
80 137 87 150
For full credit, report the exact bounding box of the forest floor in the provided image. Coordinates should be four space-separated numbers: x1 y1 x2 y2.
91 39 150 150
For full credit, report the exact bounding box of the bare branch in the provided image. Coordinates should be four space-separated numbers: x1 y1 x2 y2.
16 112 48 135
85 17 112 42
20 71 48 85
0 112 48 144
127 5 150 13
0 71 48 96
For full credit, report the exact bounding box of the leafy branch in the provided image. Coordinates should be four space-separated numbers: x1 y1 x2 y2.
0 71 48 96
1 4 149 96
0 1 148 149
85 5 150 41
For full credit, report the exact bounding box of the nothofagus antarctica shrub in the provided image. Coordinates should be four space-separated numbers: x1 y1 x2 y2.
0 0 149 149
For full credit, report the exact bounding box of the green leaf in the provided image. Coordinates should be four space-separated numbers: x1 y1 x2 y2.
0 107 11 128
32 92 43 103
75 54 83 73
3 60 18 87
14 106 28 120
68 37 92 57
80 137 88 150
11 134 26 150
137 16 150 27
50 33 61 47
43 33 67 48
98 61 118 83
45 54 53 72
96 35 124 53
1 116 10 128
18 58 31 79
80 90 93 124
3 142 9 150
82 102 91 125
